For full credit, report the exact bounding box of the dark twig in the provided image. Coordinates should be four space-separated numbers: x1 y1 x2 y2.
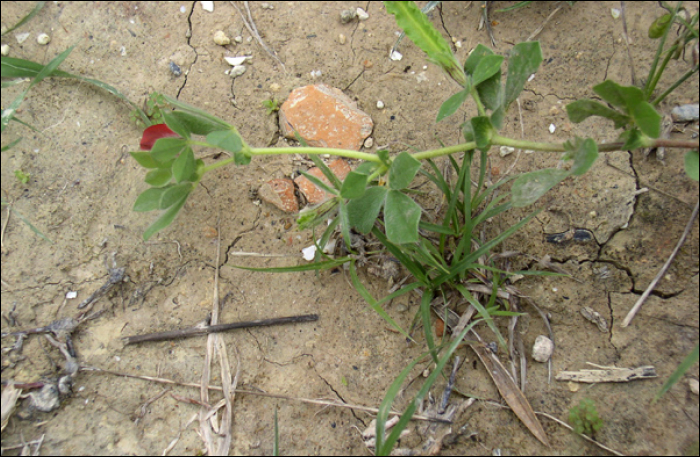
123 314 319 345
78 253 126 309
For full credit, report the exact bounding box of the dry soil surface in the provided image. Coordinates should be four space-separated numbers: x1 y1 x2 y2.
1 2 698 455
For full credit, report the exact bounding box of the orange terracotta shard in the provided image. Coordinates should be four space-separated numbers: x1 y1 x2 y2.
258 178 299 213
279 84 373 151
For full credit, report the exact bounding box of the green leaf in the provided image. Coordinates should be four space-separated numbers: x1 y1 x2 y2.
151 138 188 164
564 137 599 176
142 193 189 241
144 167 173 187
566 99 630 129
504 41 543 109
234 151 251 165
471 116 495 151
347 186 387 233
437 87 470 123
340 170 369 198
511 168 570 207
160 94 232 132
477 70 503 112
384 190 421 244
170 110 230 135
206 130 243 154
464 43 495 74
648 13 672 39
159 183 193 209
389 151 422 190
654 343 699 402
163 112 191 139
618 128 645 150
129 151 159 168
377 149 391 166
1 2 45 36
593 80 644 113
685 150 699 181
133 186 170 212
172 147 195 183
472 54 504 86
384 1 466 87
630 101 661 138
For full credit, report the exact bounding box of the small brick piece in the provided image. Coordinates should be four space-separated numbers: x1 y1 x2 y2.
258 178 299 213
279 84 373 151
295 159 351 205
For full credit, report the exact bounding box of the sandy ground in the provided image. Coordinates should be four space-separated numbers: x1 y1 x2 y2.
1 2 698 455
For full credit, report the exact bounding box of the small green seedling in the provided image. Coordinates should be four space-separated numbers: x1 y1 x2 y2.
13 169 30 184
568 398 604 436
262 98 280 115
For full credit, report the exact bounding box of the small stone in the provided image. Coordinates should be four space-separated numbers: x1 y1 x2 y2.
213 30 230 46
224 56 250 66
338 34 346 45
37 33 51 45
15 32 30 44
689 378 699 395
201 1 214 12
455 40 462 48
611 8 620 19
294 159 351 205
376 100 385 109
499 146 514 157
66 291 77 299
234 36 243 43
364 137 373 149
279 84 374 151
340 9 357 23
671 103 699 122
390 50 403 61
549 123 556 134
202 226 218 238
169 61 182 76
567 381 580 392
261 2 274 9
270 83 281 92
356 7 369 21
228 65 246 78
549 106 560 116
532 335 554 362
258 178 299 213
1 44 9 56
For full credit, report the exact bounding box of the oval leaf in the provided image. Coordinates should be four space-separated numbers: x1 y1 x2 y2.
340 170 369 199
389 151 422 190
206 130 242 154
566 99 630 129
130 151 159 168
143 193 189 241
151 137 188 164
347 186 388 233
384 190 421 244
134 186 170 212
437 88 471 123
505 41 543 109
631 101 661 138
159 182 193 209
144 167 173 187
472 54 503 86
564 137 599 176
511 168 570 207
172 147 195 183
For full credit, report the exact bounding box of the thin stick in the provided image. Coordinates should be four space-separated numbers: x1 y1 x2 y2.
619 1 636 85
231 1 286 71
621 199 699 327
79 366 446 423
122 314 319 345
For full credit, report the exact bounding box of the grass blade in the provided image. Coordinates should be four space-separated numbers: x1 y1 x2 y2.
654 343 699 402
1 2 45 36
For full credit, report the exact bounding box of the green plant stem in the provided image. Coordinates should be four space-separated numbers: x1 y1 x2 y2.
644 1 683 99
652 64 699 106
411 142 478 161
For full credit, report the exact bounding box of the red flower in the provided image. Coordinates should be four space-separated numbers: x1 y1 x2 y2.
140 124 180 150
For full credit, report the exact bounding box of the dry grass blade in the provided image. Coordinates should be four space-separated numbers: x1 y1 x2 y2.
1 382 22 432
469 329 550 447
199 220 235 455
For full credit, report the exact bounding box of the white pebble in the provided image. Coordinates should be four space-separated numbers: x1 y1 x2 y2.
611 8 620 19
0 44 8 56
213 30 230 46
201 1 214 12
15 32 30 44
224 55 250 66
390 50 403 61
528 73 536 82
532 335 554 362
376 100 385 109
234 36 243 43
455 40 462 48
549 123 556 134
356 7 369 21
37 33 51 45
302 245 317 261
180 5 186 13
310 69 322 79
66 291 77 299
261 2 274 9
228 65 246 78
364 137 374 148
689 378 699 395
499 146 514 157
338 33 346 45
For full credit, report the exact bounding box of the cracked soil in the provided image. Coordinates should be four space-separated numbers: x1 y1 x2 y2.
1 2 698 455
